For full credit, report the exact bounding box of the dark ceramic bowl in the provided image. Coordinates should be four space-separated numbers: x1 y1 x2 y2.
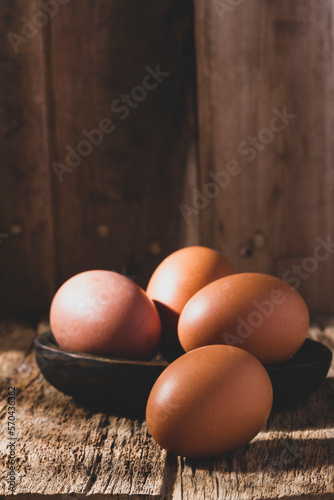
264 338 332 410
34 333 332 416
34 331 168 417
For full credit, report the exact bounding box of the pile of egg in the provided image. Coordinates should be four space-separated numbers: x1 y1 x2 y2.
50 246 309 457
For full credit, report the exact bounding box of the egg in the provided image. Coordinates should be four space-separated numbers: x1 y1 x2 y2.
50 270 161 360
146 246 236 359
146 344 273 457
178 273 310 364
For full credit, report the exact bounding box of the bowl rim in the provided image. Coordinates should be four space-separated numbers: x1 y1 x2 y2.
33 330 169 368
34 332 332 371
263 337 332 370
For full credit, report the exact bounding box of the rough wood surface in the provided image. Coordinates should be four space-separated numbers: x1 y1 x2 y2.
0 319 333 499
2 0 334 317
49 0 198 291
0 0 198 314
0 0 55 316
194 0 334 313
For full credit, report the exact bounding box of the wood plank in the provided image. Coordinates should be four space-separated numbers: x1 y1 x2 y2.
0 320 166 498
49 0 198 292
0 320 36 415
0 0 55 316
171 321 334 499
0 318 333 498
194 0 334 314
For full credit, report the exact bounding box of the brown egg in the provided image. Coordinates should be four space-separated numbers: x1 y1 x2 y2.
146 246 236 359
50 270 161 360
178 273 310 364
146 345 273 457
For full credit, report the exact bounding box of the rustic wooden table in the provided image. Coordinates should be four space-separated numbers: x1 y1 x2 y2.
0 318 333 500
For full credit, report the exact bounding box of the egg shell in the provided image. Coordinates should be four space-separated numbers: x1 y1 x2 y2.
50 270 161 360
147 247 236 328
178 273 310 364
146 344 273 457
146 246 236 359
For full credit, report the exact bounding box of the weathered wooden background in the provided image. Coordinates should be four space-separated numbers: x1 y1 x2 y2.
195 0 334 314
0 0 334 316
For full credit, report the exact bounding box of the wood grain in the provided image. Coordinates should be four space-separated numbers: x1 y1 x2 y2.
0 0 198 314
0 320 167 498
0 0 55 316
0 319 333 498
171 320 334 499
2 0 334 316
49 0 198 291
194 0 334 314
